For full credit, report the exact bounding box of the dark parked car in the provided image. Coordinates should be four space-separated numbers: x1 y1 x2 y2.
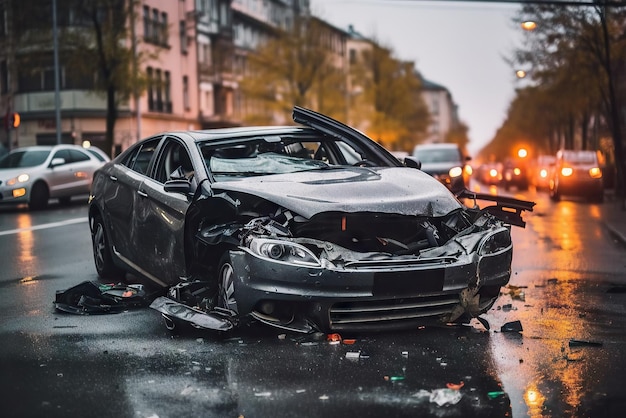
549 149 604 202
412 143 472 193
88 107 534 334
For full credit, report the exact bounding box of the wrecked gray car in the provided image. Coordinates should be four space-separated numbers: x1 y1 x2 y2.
88 106 534 334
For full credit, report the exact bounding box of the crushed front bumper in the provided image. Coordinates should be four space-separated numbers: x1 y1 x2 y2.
229 234 512 332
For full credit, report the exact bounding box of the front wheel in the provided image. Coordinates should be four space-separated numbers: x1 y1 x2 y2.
218 254 238 314
91 215 125 279
29 182 49 210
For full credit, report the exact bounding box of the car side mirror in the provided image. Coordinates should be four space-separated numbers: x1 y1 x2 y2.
164 179 192 194
403 156 421 170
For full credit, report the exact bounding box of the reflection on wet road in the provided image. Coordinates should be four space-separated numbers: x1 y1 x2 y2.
476 185 626 417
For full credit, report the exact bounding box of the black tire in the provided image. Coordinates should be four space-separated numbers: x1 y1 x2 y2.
91 214 125 279
218 253 238 314
29 182 49 210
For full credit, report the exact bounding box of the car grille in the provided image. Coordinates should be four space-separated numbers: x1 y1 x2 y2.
329 293 459 330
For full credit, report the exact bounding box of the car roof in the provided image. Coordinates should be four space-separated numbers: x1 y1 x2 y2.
162 126 313 144
10 144 90 151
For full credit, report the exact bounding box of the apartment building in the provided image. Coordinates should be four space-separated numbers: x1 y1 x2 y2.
0 0 448 157
0 0 200 156
417 72 459 144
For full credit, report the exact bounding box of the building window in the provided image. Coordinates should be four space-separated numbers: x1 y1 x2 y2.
0 61 7 94
0 4 6 38
147 67 154 110
160 12 168 46
180 21 187 54
164 71 171 113
147 67 171 114
143 6 151 40
155 69 162 111
183 76 190 110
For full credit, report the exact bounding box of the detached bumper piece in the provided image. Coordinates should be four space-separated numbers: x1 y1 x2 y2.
54 281 148 314
150 296 234 331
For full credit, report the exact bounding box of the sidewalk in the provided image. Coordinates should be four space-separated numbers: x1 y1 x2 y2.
601 190 626 245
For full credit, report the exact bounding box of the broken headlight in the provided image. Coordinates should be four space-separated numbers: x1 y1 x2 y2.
478 229 511 256
248 238 321 267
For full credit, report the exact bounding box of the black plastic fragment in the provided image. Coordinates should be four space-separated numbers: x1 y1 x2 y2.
54 281 148 314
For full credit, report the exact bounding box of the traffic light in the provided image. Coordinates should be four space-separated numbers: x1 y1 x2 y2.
11 112 20 128
4 112 20 130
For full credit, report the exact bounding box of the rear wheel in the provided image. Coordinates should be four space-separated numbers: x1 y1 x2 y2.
91 215 125 279
29 182 49 210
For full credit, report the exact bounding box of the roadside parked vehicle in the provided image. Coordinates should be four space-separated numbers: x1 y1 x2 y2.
412 143 472 193
530 155 556 191
549 150 604 202
0 144 109 210
88 106 534 334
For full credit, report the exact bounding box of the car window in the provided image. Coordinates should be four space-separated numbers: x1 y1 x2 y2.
154 140 194 184
201 136 385 181
52 149 71 164
86 148 107 162
0 150 50 168
122 138 160 175
67 149 91 163
414 147 461 163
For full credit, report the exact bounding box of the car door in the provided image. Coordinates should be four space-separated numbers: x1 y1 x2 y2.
131 136 194 284
45 149 77 196
102 137 162 268
47 148 96 196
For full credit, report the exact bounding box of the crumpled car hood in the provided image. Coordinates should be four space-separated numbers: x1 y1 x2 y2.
210 166 463 218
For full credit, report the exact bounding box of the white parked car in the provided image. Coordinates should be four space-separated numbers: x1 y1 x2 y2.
0 144 109 210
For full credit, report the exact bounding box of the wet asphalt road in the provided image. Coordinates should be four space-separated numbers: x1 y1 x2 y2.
1 187 626 418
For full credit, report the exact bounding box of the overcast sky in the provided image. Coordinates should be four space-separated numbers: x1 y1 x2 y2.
311 0 524 156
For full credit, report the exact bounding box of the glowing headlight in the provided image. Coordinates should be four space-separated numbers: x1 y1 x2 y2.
561 167 573 177
513 168 521 176
248 238 321 266
6 173 30 186
589 167 602 179
539 169 548 178
479 230 512 256
449 166 463 178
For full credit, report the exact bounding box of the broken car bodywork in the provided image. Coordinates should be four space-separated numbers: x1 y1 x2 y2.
90 106 535 334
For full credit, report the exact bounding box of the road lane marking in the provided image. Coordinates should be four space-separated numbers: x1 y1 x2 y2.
0 217 88 236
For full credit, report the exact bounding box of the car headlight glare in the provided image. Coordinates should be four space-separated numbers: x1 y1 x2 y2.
561 167 573 177
7 173 29 186
249 238 321 266
449 166 463 178
589 167 602 179
513 168 521 176
539 169 548 178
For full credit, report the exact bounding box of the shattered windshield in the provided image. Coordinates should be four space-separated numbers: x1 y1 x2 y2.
201 136 374 181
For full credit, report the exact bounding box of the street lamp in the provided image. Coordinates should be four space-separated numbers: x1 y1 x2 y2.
515 70 527 79
521 21 537 31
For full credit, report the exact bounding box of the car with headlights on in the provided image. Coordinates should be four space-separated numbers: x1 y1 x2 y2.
88 106 534 334
530 154 556 191
549 150 604 202
412 143 471 193
0 144 109 210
